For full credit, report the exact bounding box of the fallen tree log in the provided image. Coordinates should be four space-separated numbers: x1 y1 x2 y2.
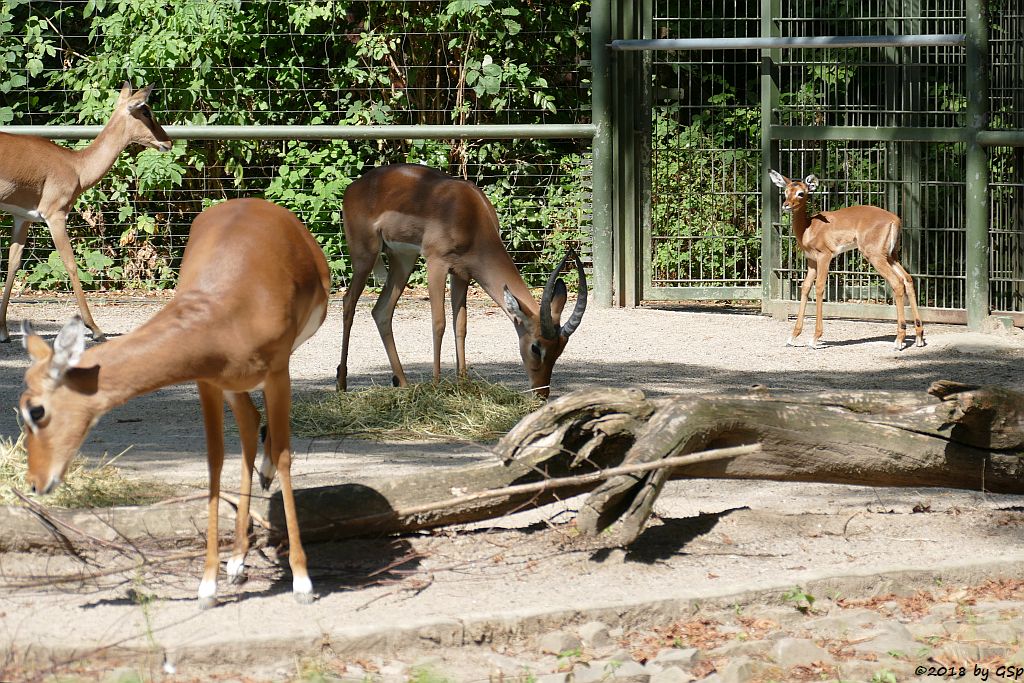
3 381 1024 552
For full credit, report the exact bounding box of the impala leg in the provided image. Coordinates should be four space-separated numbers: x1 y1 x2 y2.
197 381 226 609
811 255 832 349
892 260 925 347
788 265 816 346
338 249 376 392
45 212 105 341
371 249 418 387
426 258 449 382
225 391 261 584
450 271 470 377
868 255 911 351
264 370 313 603
0 218 30 343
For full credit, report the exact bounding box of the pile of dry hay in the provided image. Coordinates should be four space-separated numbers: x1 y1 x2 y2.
292 376 543 441
0 436 172 508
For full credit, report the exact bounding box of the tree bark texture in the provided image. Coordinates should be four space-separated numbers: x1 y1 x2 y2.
3 382 1023 551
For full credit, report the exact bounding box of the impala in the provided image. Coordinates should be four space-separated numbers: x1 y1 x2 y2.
337 163 587 399
20 198 331 608
0 81 172 343
770 170 925 351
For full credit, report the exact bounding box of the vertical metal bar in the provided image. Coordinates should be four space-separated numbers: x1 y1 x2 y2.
901 0 923 284
965 0 990 329
613 0 639 307
761 0 782 313
638 0 654 305
590 0 614 308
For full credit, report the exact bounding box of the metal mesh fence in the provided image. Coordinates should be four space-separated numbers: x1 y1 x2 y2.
1 0 592 295
777 0 965 129
771 1 969 312
646 0 1004 315
649 0 762 292
990 1 1024 130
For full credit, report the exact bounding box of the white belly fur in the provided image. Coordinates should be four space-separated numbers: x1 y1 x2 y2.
383 240 422 257
291 299 328 352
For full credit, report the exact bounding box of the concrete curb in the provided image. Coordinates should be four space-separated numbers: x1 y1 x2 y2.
24 555 1024 671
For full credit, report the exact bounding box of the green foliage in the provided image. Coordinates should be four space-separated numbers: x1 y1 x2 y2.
25 247 120 290
651 100 761 285
1 0 588 291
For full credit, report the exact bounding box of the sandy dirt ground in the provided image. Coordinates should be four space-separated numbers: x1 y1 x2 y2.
1 295 1024 681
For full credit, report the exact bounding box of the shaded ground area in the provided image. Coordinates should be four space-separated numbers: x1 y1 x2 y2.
1 296 1023 681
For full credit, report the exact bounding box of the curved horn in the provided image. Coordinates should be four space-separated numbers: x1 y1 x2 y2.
539 252 571 340
559 249 587 338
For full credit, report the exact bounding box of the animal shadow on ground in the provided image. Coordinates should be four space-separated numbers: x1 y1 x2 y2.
810 334 912 348
590 508 748 565
266 483 422 600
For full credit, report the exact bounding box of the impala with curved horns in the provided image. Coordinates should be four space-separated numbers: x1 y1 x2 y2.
0 81 172 343
770 170 925 351
338 163 587 399
20 198 331 608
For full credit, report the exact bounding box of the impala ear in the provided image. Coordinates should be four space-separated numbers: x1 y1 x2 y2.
804 174 819 191
503 286 531 327
117 81 133 103
127 84 155 111
49 316 87 381
769 170 788 188
21 321 53 364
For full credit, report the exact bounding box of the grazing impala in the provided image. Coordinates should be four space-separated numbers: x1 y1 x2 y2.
20 199 331 608
770 170 925 351
0 81 172 343
337 163 587 399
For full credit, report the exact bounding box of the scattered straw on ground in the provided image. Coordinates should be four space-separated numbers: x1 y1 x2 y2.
291 376 543 441
0 435 173 508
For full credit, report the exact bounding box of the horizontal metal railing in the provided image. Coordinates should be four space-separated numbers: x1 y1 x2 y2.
611 34 966 51
0 124 598 141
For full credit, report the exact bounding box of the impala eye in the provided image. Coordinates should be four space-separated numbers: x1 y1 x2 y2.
530 342 542 357
23 403 45 429
796 191 805 198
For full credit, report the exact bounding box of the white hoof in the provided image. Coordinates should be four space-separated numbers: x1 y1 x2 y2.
293 575 314 604
226 557 248 585
258 455 276 492
809 340 826 350
785 336 803 347
916 337 926 348
197 579 218 609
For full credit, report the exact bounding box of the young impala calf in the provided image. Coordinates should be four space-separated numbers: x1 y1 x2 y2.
338 163 587 399
20 199 331 608
0 82 172 342
771 170 925 351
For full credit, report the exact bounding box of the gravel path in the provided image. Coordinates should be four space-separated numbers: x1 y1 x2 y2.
1 295 1023 683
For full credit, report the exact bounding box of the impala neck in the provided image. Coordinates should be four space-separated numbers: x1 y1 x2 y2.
790 203 812 243
79 299 213 414
473 250 538 318
74 115 131 190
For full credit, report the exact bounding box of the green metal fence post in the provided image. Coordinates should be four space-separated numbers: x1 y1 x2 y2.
590 0 613 309
965 0 990 329
761 0 782 315
612 0 640 307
